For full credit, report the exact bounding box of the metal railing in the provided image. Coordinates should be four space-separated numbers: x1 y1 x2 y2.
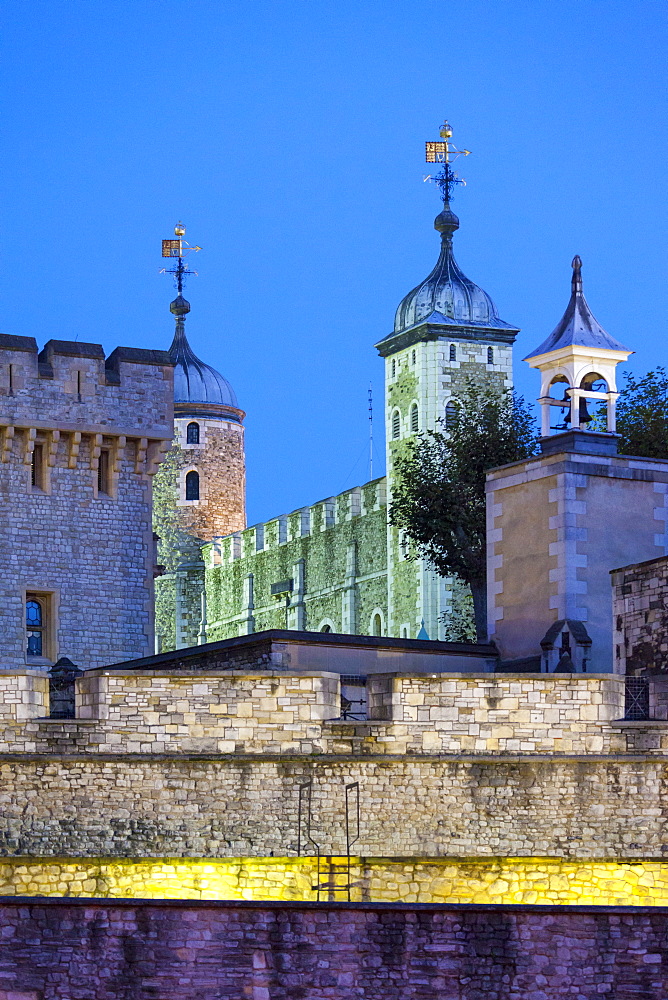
297 779 362 902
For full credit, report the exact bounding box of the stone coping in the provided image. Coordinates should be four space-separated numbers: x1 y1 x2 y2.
86 667 343 679
0 751 665 763
81 668 622 679
0 896 665 914
609 720 668 728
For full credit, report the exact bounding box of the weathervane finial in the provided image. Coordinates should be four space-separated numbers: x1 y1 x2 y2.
424 119 471 203
160 221 202 299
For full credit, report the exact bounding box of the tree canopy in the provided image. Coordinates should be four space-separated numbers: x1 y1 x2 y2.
614 367 668 459
389 379 540 641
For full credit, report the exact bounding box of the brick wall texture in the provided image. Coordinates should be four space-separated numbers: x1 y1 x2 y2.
0 900 665 999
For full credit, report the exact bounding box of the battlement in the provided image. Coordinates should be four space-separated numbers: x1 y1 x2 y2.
0 335 174 439
209 478 387 565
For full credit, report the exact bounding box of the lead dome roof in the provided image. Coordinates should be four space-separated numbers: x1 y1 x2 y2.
168 295 239 409
393 206 518 336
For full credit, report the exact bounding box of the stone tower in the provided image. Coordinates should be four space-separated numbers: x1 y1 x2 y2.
154 254 246 651
375 121 519 640
167 293 246 541
0 335 174 670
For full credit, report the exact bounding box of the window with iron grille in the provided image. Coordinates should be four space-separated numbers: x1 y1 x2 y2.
624 676 650 720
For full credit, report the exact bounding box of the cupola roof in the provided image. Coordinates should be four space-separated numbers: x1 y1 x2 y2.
168 315 239 408
524 256 629 360
393 205 518 337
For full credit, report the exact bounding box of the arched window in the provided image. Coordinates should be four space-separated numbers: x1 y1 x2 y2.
449 344 456 362
445 401 459 429
580 372 608 392
321 624 332 633
410 403 419 433
392 410 400 440
372 613 382 636
26 598 44 657
487 347 494 364
186 422 200 444
185 470 200 501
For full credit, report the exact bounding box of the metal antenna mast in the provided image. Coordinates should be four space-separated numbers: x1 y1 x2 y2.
159 221 202 292
368 383 373 481
423 120 471 202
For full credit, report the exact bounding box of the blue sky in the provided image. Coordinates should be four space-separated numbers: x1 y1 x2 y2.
1 0 666 524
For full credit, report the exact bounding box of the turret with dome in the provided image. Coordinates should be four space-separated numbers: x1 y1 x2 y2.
392 201 518 339
154 223 246 651
377 122 518 357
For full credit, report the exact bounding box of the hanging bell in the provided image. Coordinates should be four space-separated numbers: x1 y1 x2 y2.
579 398 592 425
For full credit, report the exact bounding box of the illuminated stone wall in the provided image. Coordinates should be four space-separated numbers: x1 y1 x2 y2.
0 856 667 906
0 756 665 859
0 898 665 999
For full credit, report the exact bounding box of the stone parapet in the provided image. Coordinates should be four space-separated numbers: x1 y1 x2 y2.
0 668 662 755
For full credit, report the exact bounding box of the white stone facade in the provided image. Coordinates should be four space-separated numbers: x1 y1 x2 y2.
384 336 513 640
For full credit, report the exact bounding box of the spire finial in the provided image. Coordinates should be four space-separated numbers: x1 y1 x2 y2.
160 221 202 317
424 119 471 204
571 255 583 295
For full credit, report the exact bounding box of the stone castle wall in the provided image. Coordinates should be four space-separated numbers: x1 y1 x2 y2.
0 755 665 859
612 554 668 675
0 669 643 756
0 899 663 998
0 666 664 861
204 479 389 640
1 855 668 906
0 336 173 670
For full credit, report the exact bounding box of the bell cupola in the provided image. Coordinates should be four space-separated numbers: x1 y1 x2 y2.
524 256 632 439
157 222 246 542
